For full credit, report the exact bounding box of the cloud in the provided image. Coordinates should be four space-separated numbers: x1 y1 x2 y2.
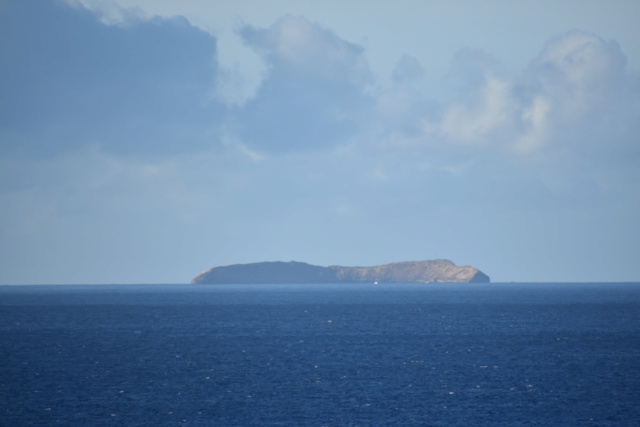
0 0 221 157
506 31 630 153
64 0 148 26
240 15 371 87
439 73 516 146
392 55 426 84
446 48 503 93
529 30 627 119
0 142 259 284
364 29 640 251
233 16 373 153
376 31 639 164
372 56 436 150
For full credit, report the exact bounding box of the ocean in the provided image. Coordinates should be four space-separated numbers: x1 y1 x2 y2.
1 282 639 426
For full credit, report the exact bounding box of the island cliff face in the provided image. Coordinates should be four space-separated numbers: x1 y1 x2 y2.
191 259 489 284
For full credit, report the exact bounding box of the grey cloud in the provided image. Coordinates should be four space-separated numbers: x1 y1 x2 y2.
235 16 373 153
240 16 371 89
392 55 426 84
0 0 221 157
530 31 627 97
447 48 503 94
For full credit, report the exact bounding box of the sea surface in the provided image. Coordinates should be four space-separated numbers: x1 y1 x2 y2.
1 282 639 426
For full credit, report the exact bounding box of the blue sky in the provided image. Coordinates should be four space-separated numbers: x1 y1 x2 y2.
1 0 639 284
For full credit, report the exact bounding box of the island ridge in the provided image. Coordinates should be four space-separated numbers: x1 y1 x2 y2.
191 259 490 284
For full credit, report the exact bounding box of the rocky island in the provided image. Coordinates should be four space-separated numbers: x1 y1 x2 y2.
191 259 489 284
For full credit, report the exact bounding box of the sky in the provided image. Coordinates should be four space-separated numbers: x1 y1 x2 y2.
1 0 639 284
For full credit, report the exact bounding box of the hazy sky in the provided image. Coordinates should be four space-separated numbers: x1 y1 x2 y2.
1 0 639 284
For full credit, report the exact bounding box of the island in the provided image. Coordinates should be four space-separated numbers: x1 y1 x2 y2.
191 259 490 284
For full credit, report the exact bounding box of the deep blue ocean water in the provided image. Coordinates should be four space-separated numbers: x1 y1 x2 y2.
1 282 639 426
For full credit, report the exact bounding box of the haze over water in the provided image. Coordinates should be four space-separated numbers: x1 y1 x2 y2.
2 1 640 285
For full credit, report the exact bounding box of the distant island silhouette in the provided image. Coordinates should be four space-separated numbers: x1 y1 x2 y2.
192 259 490 284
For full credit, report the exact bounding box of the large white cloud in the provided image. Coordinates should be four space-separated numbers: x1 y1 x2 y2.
376 31 639 163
